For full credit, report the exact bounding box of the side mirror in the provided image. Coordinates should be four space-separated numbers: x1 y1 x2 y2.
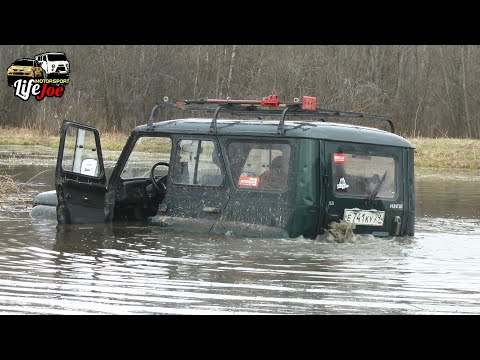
80 158 98 176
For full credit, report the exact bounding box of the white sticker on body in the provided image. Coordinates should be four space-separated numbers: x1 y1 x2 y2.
337 177 349 190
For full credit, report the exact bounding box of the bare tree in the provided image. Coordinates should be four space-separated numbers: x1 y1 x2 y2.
1 45 480 138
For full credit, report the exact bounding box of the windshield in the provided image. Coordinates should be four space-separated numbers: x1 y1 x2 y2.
47 54 67 61
121 136 172 179
13 59 34 66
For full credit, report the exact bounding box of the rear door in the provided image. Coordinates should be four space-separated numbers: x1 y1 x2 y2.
55 121 107 224
323 141 404 236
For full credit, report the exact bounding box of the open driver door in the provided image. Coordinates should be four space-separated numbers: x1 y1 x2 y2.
55 121 107 224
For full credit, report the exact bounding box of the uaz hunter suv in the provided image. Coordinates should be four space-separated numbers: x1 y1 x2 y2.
35 52 69 79
30 95 415 239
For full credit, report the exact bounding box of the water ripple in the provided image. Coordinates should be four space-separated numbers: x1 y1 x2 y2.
1 177 480 314
0 216 477 314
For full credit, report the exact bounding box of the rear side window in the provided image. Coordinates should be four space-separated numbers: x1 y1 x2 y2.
227 142 291 191
332 153 396 199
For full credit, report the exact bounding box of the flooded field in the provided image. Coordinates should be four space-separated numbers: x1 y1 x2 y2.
0 146 479 314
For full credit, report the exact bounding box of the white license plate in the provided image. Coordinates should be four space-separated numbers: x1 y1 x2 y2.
343 208 385 226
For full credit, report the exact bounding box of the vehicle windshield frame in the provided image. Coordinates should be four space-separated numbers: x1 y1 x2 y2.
12 59 34 66
47 54 68 61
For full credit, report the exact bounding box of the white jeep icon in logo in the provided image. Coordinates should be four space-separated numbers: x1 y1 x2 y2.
34 52 69 79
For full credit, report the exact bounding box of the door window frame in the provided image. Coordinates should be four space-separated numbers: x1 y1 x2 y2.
326 142 401 201
171 136 226 188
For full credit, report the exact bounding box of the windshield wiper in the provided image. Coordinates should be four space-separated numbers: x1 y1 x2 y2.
368 170 388 204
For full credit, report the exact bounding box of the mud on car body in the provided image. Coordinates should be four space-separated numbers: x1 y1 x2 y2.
31 95 415 238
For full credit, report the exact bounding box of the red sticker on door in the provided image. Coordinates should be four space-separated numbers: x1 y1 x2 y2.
333 153 345 163
238 176 260 188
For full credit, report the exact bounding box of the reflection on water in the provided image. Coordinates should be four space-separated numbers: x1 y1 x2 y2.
0 215 479 314
0 165 54 190
0 167 479 314
416 176 480 220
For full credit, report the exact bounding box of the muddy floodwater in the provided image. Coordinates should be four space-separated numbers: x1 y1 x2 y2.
0 147 479 314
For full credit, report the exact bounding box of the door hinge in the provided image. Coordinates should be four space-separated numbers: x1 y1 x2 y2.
322 173 329 185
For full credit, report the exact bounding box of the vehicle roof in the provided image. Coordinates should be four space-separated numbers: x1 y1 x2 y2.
14 58 34 61
134 118 414 148
36 52 66 55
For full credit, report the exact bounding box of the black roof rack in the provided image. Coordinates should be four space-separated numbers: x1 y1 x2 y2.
147 96 395 134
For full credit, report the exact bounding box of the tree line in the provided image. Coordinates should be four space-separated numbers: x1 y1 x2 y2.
1 45 479 138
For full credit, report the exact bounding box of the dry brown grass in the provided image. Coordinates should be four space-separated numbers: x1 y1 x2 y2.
98 132 130 151
409 137 480 170
0 127 129 151
1 128 479 170
0 174 25 195
0 127 58 147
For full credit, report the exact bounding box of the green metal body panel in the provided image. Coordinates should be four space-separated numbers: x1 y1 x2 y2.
288 139 321 238
135 118 414 237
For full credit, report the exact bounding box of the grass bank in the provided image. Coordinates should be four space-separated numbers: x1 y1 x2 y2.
0 127 129 152
0 127 479 170
412 138 480 170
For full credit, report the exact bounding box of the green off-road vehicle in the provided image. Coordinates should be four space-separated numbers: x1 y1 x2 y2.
31 95 415 238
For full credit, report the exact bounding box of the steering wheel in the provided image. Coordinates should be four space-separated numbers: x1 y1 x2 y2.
150 162 169 194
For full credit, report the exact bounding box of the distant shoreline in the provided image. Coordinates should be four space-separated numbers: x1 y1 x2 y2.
0 127 479 171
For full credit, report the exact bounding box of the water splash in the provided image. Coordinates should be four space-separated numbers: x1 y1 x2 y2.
316 220 376 243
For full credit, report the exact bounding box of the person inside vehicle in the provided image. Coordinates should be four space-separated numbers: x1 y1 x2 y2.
259 155 288 190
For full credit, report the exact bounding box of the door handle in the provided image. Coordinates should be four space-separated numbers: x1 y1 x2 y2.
203 206 220 213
